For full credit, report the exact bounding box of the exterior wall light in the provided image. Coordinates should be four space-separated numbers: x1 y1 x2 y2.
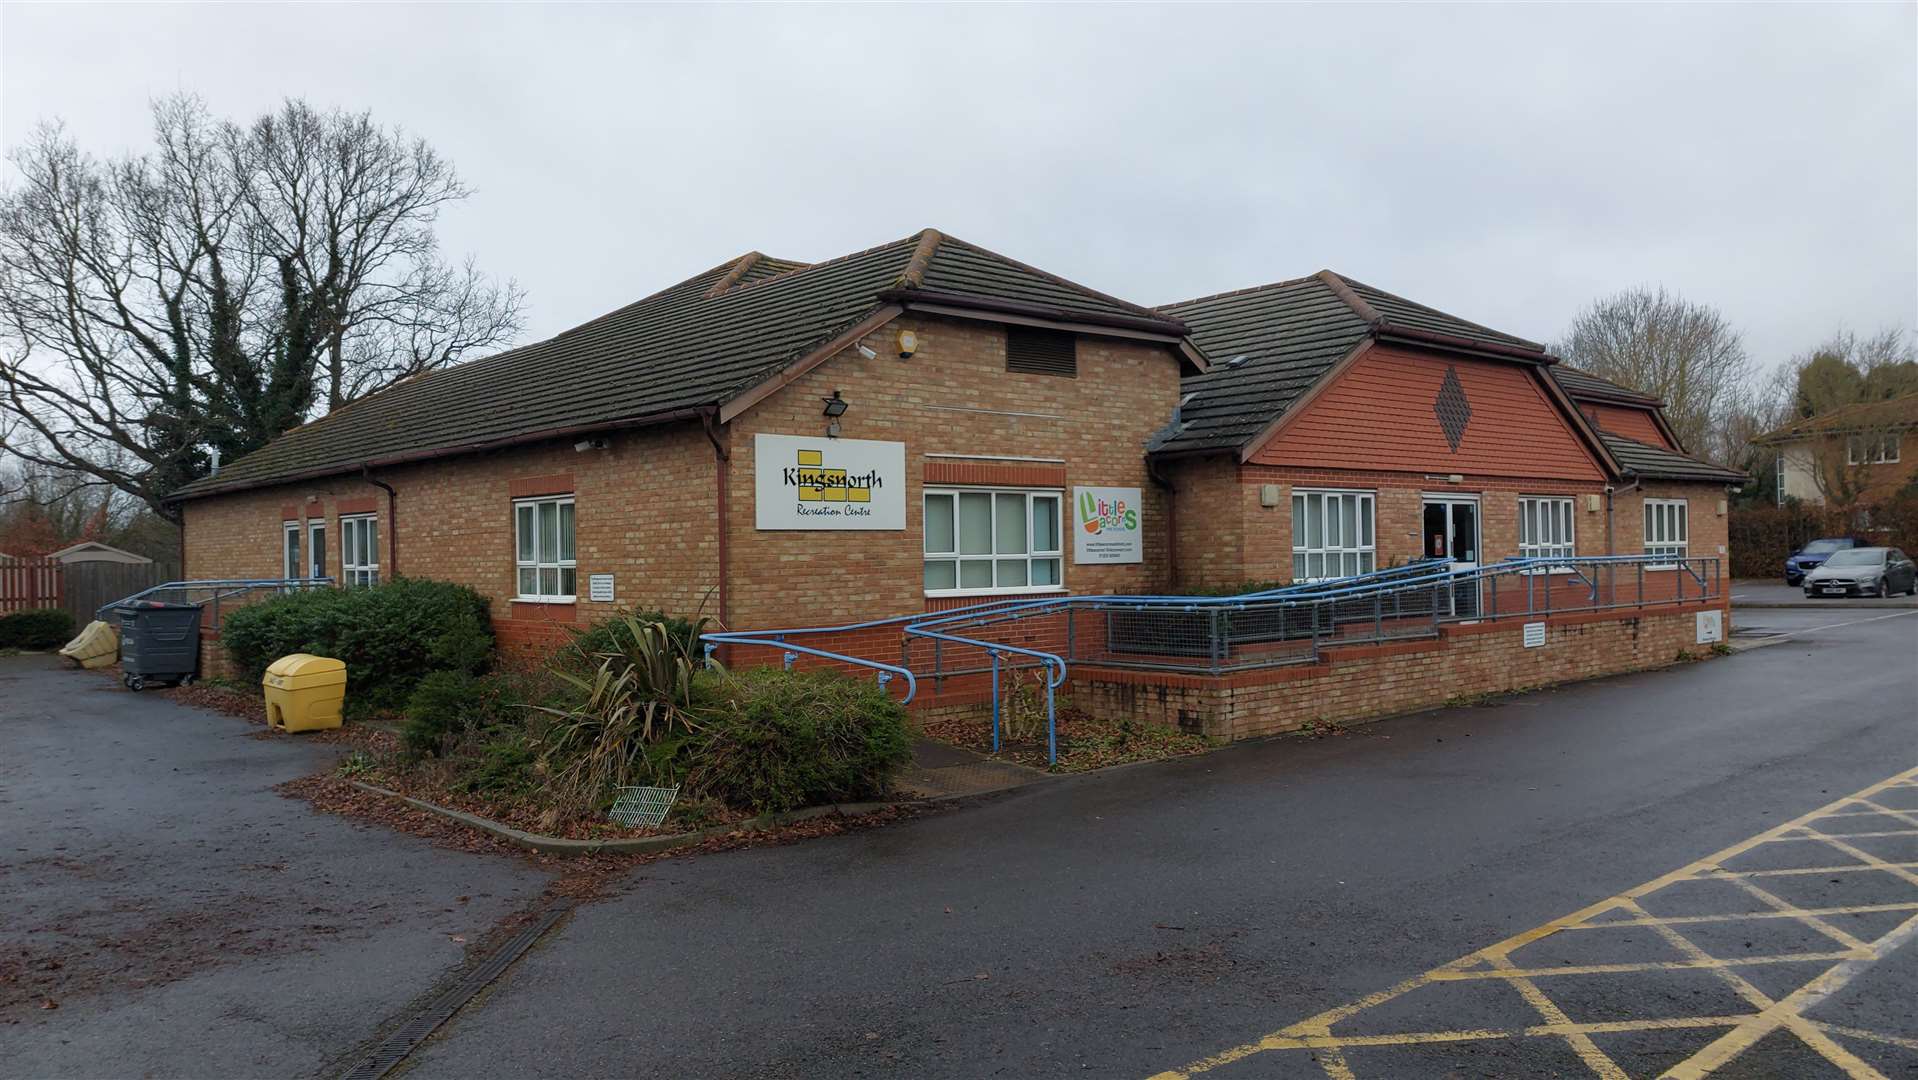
822 390 849 418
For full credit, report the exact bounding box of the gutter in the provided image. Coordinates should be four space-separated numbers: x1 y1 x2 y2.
171 406 716 502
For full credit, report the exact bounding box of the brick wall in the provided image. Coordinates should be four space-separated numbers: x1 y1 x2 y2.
724 313 1182 631
1073 601 1726 741
182 423 719 657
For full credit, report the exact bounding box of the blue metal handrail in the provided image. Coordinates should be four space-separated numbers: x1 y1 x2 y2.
700 629 921 704
704 554 1722 767
99 577 337 621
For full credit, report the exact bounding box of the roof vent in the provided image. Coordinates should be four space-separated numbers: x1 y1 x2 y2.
1226 354 1251 369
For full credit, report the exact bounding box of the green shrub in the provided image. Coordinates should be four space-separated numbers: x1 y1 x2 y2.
690 667 912 814
219 578 493 713
0 608 75 650
456 730 540 797
530 615 717 814
559 609 701 675
402 670 524 757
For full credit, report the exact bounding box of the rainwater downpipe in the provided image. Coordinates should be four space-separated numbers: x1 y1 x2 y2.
1605 473 1640 605
362 468 398 578
1147 456 1179 591
702 410 731 636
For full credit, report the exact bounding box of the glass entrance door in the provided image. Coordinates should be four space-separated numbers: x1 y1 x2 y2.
1421 497 1480 618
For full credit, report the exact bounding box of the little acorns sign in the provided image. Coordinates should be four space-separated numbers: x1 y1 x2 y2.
753 433 907 530
1073 485 1143 564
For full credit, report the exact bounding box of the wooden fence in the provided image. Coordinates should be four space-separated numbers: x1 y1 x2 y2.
0 556 61 614
0 556 181 622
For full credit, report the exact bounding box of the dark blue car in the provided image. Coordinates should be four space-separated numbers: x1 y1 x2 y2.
1784 537 1862 585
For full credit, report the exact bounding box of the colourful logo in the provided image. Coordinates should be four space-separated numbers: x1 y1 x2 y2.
1078 490 1138 534
785 448 878 503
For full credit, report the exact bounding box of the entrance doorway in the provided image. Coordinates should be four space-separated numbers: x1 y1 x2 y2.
1421 496 1480 618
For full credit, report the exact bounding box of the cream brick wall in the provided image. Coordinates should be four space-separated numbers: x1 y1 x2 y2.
724 313 1182 630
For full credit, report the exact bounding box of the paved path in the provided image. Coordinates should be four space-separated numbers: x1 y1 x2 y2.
0 654 551 1079
399 607 1918 1079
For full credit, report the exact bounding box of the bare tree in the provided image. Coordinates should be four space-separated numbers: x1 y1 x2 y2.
0 95 525 521
1554 286 1753 460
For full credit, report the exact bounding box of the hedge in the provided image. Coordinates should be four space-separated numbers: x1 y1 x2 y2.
1728 497 1918 577
219 578 492 713
0 608 76 650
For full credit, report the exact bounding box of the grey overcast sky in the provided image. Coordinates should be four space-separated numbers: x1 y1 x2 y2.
3 2 1913 378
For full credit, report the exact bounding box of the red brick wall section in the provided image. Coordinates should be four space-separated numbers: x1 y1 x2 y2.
1073 602 1726 740
1253 345 1607 482
724 313 1182 631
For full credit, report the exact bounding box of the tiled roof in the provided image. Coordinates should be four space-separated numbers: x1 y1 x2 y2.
175 230 1173 499
1154 271 1547 454
1600 432 1747 483
1751 394 1918 444
1548 366 1662 406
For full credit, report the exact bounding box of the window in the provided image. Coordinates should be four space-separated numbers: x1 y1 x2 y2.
1291 489 1375 581
923 488 1063 595
341 515 380 587
1847 434 1901 465
307 520 327 580
515 496 576 600
1005 327 1077 377
282 522 301 579
1644 498 1688 564
1518 497 1576 569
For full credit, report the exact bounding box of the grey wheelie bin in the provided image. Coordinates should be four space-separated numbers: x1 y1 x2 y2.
109 600 202 691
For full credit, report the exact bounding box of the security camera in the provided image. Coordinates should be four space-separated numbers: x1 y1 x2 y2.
856 344 878 360
574 438 609 452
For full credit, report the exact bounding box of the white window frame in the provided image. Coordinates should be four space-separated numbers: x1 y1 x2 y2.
514 496 577 602
282 521 302 579
1291 489 1376 582
1644 498 1688 567
922 487 1065 597
1847 433 1901 465
1518 496 1576 573
307 519 327 580
340 514 380 588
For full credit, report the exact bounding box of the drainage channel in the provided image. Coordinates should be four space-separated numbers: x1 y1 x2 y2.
338 899 575 1080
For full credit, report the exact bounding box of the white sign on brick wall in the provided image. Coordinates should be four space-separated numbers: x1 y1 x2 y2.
1072 486 1144 564
1696 610 1724 645
753 433 906 530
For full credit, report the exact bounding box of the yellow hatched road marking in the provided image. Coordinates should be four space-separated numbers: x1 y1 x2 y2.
1144 765 1918 1080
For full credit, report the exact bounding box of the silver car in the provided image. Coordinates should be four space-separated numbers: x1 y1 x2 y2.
1802 547 1918 598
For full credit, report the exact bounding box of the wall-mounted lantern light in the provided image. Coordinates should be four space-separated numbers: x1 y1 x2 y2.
823 389 848 438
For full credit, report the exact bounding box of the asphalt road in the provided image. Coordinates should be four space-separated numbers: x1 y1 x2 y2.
1730 579 1918 609
0 654 552 1079
3 609 1913 1079
386 606 1916 1080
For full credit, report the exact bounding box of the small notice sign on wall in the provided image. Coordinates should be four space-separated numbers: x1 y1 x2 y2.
588 574 615 603
1522 622 1547 648
1696 610 1723 645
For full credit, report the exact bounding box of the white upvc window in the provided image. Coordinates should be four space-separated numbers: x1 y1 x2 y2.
923 488 1063 596
514 496 576 601
1518 496 1576 570
1292 489 1375 582
341 515 380 588
307 520 327 580
282 522 302 579
1847 433 1901 465
1644 498 1688 565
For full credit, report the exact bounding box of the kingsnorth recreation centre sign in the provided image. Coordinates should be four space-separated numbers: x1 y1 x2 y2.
753 433 907 530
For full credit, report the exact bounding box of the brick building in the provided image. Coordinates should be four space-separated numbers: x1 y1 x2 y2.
174 231 1744 662
1153 271 1745 594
